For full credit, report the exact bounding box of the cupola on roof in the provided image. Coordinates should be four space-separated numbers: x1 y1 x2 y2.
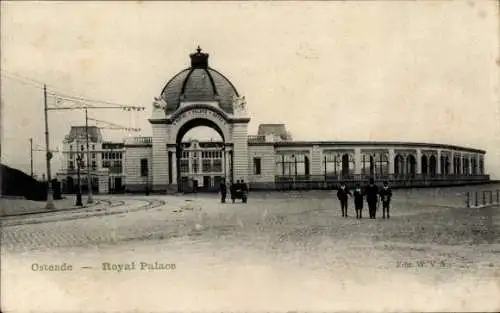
160 47 240 114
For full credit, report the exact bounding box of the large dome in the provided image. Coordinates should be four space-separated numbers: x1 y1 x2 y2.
160 47 239 115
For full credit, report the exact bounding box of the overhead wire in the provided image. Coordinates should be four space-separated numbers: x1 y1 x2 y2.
1 69 145 110
2 69 145 141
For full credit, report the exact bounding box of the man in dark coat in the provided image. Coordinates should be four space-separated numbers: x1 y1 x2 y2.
379 181 393 219
337 182 352 217
240 179 248 203
353 183 364 219
230 180 237 203
220 180 227 203
364 178 379 219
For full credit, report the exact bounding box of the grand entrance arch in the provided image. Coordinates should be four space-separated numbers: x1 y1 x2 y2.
150 103 250 193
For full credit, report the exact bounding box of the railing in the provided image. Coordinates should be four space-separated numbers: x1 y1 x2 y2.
247 135 266 143
273 174 490 191
465 189 500 208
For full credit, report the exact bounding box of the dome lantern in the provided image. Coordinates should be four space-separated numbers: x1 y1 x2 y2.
190 46 209 69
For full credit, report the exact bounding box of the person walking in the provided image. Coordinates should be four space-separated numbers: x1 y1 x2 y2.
379 181 393 219
353 183 364 219
364 178 379 219
337 182 352 217
241 179 248 203
219 179 227 203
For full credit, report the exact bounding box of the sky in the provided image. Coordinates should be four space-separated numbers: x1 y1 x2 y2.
1 0 499 179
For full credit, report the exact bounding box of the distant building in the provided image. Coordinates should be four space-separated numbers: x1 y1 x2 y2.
57 48 490 193
56 126 125 194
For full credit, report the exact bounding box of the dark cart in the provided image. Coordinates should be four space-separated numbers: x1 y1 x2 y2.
231 186 248 203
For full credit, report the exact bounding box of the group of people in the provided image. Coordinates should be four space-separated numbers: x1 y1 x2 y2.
219 179 248 203
337 178 393 219
218 178 392 219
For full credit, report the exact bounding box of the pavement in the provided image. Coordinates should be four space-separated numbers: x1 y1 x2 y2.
1 184 500 312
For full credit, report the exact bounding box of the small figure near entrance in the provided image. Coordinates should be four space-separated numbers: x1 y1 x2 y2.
219 179 227 203
230 180 238 203
353 183 364 219
379 181 393 219
337 182 351 217
240 179 248 203
365 178 379 219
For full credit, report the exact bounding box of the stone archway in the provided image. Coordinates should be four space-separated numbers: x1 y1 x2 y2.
155 104 250 193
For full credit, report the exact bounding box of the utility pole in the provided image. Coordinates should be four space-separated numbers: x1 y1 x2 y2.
43 84 55 210
85 107 93 204
29 138 34 177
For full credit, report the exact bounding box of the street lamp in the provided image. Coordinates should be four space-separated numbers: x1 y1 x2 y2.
75 153 84 206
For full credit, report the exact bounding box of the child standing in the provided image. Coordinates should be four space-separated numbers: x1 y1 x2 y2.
379 181 393 219
353 183 364 219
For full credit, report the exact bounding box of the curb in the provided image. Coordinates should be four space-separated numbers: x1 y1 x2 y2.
0 200 102 218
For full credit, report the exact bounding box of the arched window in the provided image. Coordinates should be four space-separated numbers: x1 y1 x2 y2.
323 153 339 178
394 154 405 177
341 153 355 178
454 155 461 175
440 155 450 176
429 155 437 177
376 153 389 177
361 154 373 177
421 155 428 176
406 155 416 178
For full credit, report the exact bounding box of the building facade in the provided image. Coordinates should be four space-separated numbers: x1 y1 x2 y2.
57 48 490 193
56 126 125 194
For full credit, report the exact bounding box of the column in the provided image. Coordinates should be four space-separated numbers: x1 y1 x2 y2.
450 151 455 175
224 149 231 183
354 148 362 175
388 148 395 175
416 149 422 175
172 151 177 184
310 145 322 176
402 153 407 175
152 124 169 191
436 150 441 175
468 155 472 176
231 123 249 182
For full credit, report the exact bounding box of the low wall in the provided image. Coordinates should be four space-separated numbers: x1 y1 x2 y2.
273 178 492 191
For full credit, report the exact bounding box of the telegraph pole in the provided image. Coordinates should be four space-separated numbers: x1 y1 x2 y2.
29 138 34 177
43 84 55 210
85 107 93 204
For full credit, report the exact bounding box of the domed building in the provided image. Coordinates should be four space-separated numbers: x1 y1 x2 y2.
57 47 490 194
